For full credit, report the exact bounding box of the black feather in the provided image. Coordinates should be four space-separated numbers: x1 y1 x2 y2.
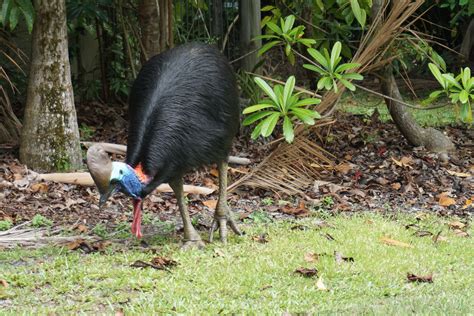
126 42 239 197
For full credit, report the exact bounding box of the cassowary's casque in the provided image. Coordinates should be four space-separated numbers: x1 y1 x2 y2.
87 42 241 248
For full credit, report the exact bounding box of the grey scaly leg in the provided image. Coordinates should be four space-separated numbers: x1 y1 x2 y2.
209 160 242 243
170 178 204 249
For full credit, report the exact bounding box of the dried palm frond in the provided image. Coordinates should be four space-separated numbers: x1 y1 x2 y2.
229 119 336 194
234 0 424 194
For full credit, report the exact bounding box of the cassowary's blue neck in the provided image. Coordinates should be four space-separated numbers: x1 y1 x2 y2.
111 162 147 199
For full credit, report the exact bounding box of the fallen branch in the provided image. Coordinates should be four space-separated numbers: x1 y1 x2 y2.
35 172 215 195
0 226 97 249
81 141 251 165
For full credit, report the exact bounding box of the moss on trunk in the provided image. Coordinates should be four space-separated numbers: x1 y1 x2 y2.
19 0 81 172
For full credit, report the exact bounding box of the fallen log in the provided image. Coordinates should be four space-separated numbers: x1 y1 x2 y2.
35 172 215 195
81 141 251 165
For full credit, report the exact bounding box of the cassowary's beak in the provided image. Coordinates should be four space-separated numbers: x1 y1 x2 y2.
98 182 118 208
86 144 114 205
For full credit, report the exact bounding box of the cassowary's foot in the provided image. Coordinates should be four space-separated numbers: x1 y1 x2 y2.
170 177 205 250
181 225 205 250
209 204 242 244
181 239 205 250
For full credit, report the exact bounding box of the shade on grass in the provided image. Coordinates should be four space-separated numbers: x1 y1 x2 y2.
0 213 472 314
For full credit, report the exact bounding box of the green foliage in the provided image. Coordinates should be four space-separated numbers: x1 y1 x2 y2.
243 76 321 143
79 123 95 141
0 220 13 231
427 63 473 123
244 209 272 224
92 223 108 238
0 0 35 33
31 214 53 228
261 197 274 206
257 15 316 64
304 41 363 93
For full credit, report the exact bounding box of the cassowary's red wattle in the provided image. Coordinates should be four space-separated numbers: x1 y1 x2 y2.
132 199 143 238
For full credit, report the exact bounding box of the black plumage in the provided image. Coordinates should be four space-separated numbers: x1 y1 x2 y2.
126 42 239 197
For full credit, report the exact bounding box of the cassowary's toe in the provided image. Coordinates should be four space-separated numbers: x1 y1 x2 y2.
180 239 205 250
209 212 242 244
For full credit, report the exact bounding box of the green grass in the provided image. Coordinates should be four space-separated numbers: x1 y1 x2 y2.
339 91 460 127
1 213 473 314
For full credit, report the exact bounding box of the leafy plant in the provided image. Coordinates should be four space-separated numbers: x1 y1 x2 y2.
0 0 35 32
261 197 274 206
245 210 272 224
0 220 13 231
79 123 95 140
303 41 363 93
243 76 321 143
257 15 316 64
92 223 108 238
427 63 473 123
31 214 53 228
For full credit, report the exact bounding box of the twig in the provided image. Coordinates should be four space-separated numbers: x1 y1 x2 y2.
222 14 239 53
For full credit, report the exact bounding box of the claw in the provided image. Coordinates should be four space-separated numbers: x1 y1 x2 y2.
181 239 205 250
208 211 242 243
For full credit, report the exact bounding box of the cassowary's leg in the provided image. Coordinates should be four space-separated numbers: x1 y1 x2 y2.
170 178 204 249
209 160 242 243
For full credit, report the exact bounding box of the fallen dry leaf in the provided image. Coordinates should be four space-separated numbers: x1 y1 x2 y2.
76 224 88 233
131 256 177 270
115 309 124 316
413 230 433 237
0 279 8 288
391 156 413 168
391 182 401 190
462 198 473 209
295 267 318 278
209 168 219 177
151 256 178 268
453 229 470 237
334 163 353 174
252 233 269 243
66 239 111 253
30 183 48 193
381 237 414 248
304 252 319 263
438 192 456 207
432 231 448 244
213 248 225 257
316 276 328 291
407 273 433 283
281 202 310 217
202 199 218 210
446 170 471 178
448 221 466 230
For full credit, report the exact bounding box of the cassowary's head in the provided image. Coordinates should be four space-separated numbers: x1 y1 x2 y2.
86 145 142 206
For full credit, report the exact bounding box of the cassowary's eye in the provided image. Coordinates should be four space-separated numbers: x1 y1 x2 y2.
119 170 123 175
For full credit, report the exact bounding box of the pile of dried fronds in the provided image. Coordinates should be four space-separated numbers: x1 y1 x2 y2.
234 0 424 194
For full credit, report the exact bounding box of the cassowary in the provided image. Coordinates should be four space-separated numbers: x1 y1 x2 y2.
86 42 241 248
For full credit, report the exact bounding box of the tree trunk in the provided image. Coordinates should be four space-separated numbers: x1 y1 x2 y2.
460 18 474 62
381 68 455 153
211 0 224 47
20 0 82 172
138 0 174 61
240 0 261 72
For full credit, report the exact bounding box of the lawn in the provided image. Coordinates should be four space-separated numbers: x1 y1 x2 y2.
1 213 472 314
